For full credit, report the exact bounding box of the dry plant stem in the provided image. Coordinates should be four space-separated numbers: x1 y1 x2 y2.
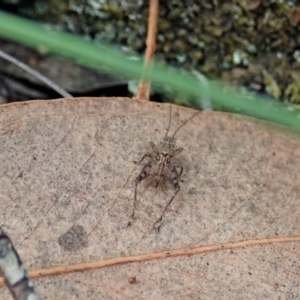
0 227 41 300
134 0 159 100
0 50 72 98
0 236 298 285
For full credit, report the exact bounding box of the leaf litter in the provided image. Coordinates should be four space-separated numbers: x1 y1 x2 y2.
0 97 299 299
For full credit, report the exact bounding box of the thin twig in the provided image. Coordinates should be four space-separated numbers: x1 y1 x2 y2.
0 235 298 284
134 0 159 100
0 49 72 98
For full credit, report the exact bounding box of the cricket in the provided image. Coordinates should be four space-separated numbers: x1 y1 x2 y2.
127 104 200 230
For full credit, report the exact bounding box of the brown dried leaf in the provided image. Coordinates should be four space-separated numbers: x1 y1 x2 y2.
0 97 299 299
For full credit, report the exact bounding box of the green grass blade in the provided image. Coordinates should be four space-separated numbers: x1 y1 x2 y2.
0 10 299 130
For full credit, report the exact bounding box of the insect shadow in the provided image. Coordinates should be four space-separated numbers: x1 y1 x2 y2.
127 104 200 231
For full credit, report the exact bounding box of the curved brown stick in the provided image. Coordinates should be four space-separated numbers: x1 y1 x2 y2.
1 235 299 285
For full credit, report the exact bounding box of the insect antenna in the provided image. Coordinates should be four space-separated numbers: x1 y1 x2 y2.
171 109 200 138
164 104 173 137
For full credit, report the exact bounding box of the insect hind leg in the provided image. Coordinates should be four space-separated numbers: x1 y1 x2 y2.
173 163 183 179
127 161 153 226
152 166 181 231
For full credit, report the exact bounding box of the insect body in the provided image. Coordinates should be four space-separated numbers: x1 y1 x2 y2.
128 105 200 230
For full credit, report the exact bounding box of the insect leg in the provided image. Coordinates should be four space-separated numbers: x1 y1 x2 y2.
134 152 152 164
173 163 183 179
127 161 153 226
173 147 183 157
0 227 41 300
152 166 180 230
149 141 158 152
133 142 158 164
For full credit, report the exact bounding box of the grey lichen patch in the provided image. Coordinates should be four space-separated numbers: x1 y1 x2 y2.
0 237 9 258
57 225 88 251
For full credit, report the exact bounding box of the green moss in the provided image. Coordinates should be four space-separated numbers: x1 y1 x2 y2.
4 0 300 103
